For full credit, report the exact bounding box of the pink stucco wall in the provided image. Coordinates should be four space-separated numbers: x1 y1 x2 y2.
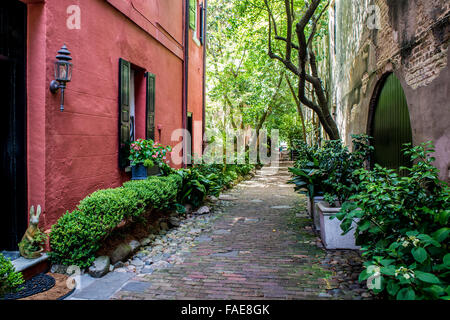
188 1 205 158
23 0 204 232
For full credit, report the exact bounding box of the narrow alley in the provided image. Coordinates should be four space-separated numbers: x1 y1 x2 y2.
69 163 370 300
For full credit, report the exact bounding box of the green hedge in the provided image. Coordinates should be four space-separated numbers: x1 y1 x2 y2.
48 174 182 268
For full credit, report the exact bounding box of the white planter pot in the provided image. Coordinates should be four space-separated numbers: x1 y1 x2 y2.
317 201 360 250
307 196 324 231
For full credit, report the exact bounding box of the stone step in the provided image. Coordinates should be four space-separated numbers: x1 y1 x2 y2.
10 253 50 280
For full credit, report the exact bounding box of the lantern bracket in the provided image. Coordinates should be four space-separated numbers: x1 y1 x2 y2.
49 80 60 93
49 44 72 112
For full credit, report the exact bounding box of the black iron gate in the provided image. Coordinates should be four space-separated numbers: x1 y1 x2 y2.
371 73 412 172
0 1 27 251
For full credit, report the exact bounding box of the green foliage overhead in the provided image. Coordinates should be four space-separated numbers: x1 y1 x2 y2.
206 0 309 145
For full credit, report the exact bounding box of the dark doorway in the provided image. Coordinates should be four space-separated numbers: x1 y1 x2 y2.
0 1 27 251
369 73 412 173
187 112 193 165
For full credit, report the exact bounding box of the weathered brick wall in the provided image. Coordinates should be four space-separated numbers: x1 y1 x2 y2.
376 0 450 89
330 0 450 181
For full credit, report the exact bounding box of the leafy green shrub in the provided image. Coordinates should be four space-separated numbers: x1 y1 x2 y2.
337 142 449 300
319 135 373 204
159 161 178 176
177 169 216 207
289 135 372 204
124 175 182 210
177 163 255 207
49 174 182 268
0 253 24 297
292 140 319 169
289 159 326 200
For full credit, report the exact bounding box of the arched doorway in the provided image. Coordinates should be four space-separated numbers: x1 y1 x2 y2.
369 73 412 172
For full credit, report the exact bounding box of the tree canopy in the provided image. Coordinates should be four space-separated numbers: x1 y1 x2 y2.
206 0 334 147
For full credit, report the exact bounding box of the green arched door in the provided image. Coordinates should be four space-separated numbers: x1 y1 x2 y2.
372 74 412 171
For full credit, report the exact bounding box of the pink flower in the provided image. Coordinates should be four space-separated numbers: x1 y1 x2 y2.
152 154 157 158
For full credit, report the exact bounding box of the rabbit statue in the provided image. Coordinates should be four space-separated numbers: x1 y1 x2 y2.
18 205 45 259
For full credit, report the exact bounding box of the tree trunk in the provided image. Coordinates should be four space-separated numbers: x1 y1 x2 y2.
285 75 307 143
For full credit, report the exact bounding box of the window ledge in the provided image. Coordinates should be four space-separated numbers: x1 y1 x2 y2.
192 34 201 47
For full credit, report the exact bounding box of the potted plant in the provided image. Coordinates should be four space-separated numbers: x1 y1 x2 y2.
129 139 172 180
317 195 360 249
316 135 373 249
289 164 326 231
289 142 327 231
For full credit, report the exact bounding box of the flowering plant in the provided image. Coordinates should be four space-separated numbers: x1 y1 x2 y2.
129 139 172 167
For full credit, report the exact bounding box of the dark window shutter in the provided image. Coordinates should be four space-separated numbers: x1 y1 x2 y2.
199 4 206 44
119 58 131 168
189 0 196 30
146 72 156 141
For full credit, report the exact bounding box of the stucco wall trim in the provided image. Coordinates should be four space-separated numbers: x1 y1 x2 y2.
106 0 184 60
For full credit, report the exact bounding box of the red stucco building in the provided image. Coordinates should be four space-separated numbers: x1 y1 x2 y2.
0 0 206 251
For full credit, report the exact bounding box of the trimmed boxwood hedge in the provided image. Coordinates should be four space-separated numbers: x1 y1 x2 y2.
48 174 182 268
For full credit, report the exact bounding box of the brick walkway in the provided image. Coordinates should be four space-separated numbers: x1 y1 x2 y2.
70 162 371 300
108 162 362 300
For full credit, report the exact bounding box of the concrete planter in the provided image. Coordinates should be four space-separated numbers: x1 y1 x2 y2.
146 165 161 176
307 196 324 231
317 201 360 250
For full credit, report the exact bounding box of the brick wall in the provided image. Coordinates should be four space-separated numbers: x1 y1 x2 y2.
330 0 450 181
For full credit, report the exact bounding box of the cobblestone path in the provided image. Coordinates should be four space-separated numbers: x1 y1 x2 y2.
70 162 371 300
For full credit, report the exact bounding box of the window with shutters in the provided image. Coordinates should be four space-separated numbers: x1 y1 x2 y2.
146 72 156 141
118 58 156 169
119 58 131 169
199 3 206 45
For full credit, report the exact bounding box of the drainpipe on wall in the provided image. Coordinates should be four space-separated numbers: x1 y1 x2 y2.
202 0 207 153
182 0 189 168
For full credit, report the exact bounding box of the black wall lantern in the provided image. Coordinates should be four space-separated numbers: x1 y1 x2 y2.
49 44 73 112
